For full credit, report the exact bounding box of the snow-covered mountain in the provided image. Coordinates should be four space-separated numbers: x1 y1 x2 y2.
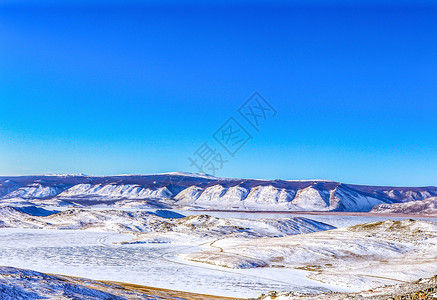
58 183 172 199
0 174 436 212
371 197 437 215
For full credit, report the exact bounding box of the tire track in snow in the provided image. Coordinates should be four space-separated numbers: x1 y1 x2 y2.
158 237 298 286
96 234 328 292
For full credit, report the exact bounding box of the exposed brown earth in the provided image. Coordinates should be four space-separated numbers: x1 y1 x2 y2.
0 266 242 300
255 275 437 300
110 280 243 300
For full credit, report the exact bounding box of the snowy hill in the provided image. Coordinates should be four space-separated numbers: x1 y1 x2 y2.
182 219 437 289
0 206 334 239
0 266 229 300
371 197 437 215
0 174 436 212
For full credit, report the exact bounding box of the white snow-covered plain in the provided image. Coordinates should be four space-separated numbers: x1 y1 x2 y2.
0 228 338 298
1 207 437 298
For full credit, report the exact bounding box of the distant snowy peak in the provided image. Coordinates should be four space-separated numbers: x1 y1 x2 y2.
173 183 390 212
174 184 298 210
4 183 67 199
0 180 20 198
57 183 173 200
330 184 390 212
157 172 223 180
292 186 329 210
371 197 437 215
380 189 435 202
43 173 88 177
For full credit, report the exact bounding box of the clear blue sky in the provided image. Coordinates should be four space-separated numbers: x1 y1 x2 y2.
0 1 436 186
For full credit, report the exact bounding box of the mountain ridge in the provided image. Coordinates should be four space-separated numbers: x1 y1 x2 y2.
0 174 436 212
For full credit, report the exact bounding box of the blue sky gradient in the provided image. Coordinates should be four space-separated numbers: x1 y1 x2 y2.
0 1 436 185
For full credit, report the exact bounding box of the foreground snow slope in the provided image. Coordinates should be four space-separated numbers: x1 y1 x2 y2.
0 266 236 300
1 174 436 212
182 219 437 290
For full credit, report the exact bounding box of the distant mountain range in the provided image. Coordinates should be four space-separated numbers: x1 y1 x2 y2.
0 172 436 212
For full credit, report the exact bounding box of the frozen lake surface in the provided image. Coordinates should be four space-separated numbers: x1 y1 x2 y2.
0 228 345 298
